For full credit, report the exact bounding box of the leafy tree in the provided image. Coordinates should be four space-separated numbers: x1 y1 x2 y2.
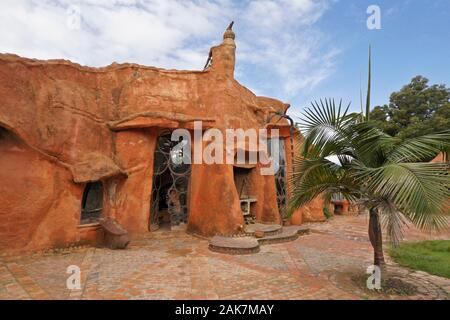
371 76 450 139
289 99 450 267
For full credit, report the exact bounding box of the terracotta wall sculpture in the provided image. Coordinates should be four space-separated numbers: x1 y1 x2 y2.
0 25 324 253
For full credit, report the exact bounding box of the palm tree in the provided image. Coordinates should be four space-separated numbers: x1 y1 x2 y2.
289 99 450 267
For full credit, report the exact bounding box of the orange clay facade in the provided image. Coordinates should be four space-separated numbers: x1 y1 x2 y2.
0 26 324 253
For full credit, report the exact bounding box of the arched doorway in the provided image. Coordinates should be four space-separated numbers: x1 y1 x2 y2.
150 131 191 231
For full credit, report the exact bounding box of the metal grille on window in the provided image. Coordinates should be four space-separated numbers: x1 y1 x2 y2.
81 181 103 224
150 132 191 229
267 138 287 219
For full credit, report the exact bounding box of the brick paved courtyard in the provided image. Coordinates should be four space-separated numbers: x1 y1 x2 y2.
1 214 449 300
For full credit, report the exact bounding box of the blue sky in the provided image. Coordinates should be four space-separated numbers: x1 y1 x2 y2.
289 0 450 114
1 0 449 118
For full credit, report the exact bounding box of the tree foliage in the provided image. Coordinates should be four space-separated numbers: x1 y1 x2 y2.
371 76 450 139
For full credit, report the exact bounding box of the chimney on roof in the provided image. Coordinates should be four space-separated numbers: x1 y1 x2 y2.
223 21 235 42
206 22 236 78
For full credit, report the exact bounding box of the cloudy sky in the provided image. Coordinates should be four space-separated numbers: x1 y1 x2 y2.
1 0 449 118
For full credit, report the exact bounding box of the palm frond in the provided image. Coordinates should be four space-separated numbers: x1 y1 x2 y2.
386 131 450 163
350 121 397 167
365 45 372 121
378 200 408 247
288 157 360 215
352 161 450 230
300 99 354 158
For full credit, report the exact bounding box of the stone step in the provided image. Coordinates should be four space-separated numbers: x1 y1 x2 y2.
208 226 311 254
244 223 283 237
257 226 309 245
292 225 311 236
209 236 260 255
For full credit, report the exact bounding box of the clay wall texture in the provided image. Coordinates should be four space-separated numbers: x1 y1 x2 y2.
0 28 324 252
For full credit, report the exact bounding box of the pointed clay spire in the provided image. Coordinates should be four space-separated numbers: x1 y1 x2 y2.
223 21 235 40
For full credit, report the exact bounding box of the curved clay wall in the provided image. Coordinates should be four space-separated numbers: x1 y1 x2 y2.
0 127 104 252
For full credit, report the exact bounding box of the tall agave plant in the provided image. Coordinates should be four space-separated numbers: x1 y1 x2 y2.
289 98 450 266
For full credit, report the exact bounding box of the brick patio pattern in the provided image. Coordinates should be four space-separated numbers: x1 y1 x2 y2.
1 214 449 300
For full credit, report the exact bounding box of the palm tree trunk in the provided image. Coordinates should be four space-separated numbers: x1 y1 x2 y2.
368 207 385 268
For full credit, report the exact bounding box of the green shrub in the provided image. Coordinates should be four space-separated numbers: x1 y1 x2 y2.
323 206 331 219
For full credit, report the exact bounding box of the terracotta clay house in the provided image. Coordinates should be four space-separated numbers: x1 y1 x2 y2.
0 25 324 253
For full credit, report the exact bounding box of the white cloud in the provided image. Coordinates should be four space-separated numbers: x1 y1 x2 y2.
0 0 231 68
0 0 339 101
237 0 338 98
244 0 328 29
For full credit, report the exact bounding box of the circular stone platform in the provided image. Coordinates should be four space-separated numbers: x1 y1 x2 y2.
208 226 311 254
245 223 282 237
209 236 260 254
256 226 309 245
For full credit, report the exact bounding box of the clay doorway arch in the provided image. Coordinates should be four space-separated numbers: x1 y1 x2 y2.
267 137 288 219
149 131 191 231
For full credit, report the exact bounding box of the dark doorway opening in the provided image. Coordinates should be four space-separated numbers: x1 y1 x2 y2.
81 181 103 224
233 166 256 224
233 166 252 199
334 204 344 215
150 132 191 231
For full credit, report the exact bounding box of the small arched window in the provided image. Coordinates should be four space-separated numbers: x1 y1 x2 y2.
81 181 103 224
